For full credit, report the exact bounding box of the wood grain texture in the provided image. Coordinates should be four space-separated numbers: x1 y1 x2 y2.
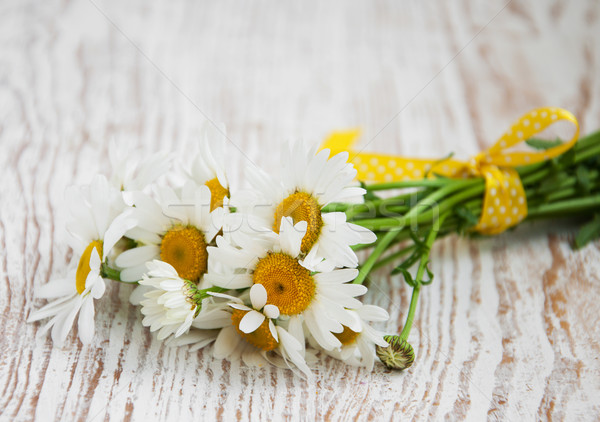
1 0 599 420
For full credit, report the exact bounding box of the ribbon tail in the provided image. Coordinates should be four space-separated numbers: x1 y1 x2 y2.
473 167 527 235
320 130 362 154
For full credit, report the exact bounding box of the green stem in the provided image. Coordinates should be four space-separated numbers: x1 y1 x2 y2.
399 286 421 341
346 197 410 220
372 245 417 271
101 263 126 283
353 230 400 285
355 183 484 230
195 286 230 300
342 190 433 220
527 194 600 218
353 181 473 282
399 213 447 340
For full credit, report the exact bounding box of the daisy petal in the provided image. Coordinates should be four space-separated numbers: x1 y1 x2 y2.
214 326 240 359
77 299 96 344
228 303 252 311
278 217 306 257
102 211 137 260
269 321 279 342
250 284 267 310
263 304 280 319
89 247 101 272
36 277 76 299
239 310 265 334
359 304 390 321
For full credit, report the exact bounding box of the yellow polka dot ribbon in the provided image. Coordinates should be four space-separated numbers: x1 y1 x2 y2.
321 107 579 235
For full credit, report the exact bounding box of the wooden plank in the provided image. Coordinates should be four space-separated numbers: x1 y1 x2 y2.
1 0 599 420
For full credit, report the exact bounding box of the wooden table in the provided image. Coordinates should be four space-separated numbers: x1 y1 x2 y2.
2 1 599 420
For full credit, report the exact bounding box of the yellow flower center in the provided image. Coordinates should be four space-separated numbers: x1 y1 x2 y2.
76 240 103 295
205 177 229 211
253 252 315 315
273 191 323 253
334 325 360 346
231 308 278 351
160 226 208 282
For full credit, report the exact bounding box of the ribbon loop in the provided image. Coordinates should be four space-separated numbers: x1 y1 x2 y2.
485 107 579 166
320 107 579 235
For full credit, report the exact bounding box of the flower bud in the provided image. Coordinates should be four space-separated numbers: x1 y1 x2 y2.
376 335 415 370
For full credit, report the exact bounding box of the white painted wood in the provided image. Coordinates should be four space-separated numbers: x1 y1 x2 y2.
1 0 599 420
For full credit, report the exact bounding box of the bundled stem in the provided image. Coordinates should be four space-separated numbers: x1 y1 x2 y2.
335 130 600 370
341 130 600 256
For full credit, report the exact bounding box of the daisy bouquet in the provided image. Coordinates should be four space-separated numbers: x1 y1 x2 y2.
29 109 600 378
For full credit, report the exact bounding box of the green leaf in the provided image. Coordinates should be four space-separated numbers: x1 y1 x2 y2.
454 206 479 233
537 172 569 195
391 257 414 275
426 152 455 177
574 214 600 249
420 264 435 285
408 230 426 249
404 249 423 269
393 267 416 287
557 147 576 167
525 137 563 150
391 249 420 275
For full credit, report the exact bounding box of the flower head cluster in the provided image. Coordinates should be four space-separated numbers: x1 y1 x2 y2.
29 128 389 377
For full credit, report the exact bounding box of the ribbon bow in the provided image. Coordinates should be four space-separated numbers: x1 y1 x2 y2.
321 107 579 235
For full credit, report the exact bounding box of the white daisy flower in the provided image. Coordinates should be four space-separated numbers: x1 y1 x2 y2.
28 175 134 345
115 180 225 283
206 216 368 351
323 305 390 371
162 288 242 349
138 260 205 340
180 123 267 247
191 284 313 379
240 141 376 268
184 122 230 212
108 139 173 195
